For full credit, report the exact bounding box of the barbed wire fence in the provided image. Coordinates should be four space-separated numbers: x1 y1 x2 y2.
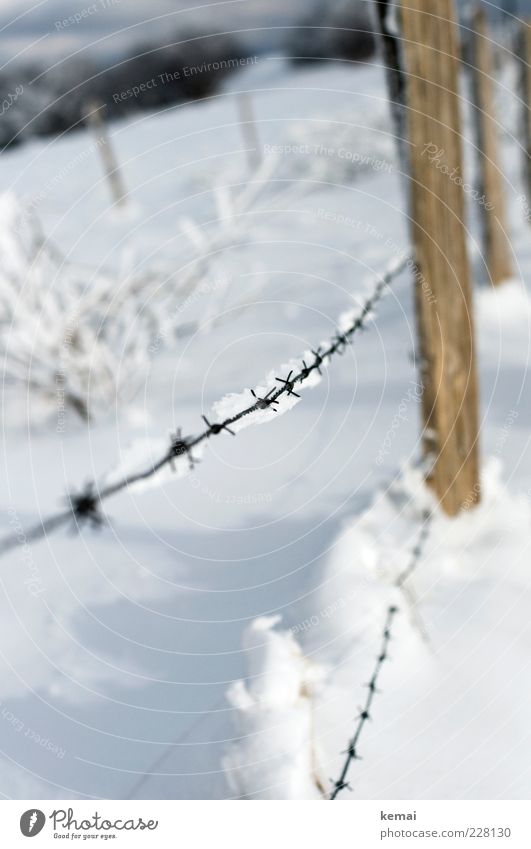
330 604 398 800
0 253 410 560
329 513 433 799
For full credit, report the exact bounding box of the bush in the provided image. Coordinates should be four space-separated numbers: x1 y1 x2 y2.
288 5 376 65
0 31 249 147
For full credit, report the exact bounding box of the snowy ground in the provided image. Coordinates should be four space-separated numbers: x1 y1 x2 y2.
0 56 530 800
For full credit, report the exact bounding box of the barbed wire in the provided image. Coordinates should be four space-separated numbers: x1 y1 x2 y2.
329 509 434 798
396 509 433 588
330 604 398 800
126 694 227 799
0 254 410 559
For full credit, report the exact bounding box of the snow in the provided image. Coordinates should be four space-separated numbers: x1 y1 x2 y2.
211 353 323 432
0 55 530 800
234 458 531 800
477 277 531 324
223 616 325 799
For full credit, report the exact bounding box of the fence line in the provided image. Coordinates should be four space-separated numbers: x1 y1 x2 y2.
0 254 410 559
396 509 433 588
330 604 398 799
329 512 433 798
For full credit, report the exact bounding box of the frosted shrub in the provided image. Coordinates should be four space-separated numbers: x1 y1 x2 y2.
0 194 151 423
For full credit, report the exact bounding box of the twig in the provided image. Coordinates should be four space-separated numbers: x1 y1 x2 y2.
396 510 433 644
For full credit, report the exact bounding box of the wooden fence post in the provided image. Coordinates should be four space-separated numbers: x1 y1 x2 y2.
377 0 481 515
236 93 262 172
470 7 513 284
87 100 128 207
518 19 531 219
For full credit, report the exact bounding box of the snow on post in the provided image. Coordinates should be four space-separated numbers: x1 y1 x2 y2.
223 616 326 800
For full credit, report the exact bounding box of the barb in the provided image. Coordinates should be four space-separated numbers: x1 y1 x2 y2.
330 605 398 800
0 255 410 559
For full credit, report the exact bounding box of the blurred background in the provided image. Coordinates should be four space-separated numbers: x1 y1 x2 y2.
0 0 530 802
0 0 523 148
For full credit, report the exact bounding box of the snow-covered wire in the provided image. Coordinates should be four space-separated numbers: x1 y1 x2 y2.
0 254 410 558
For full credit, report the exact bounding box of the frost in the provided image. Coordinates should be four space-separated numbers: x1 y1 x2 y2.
211 352 323 433
0 193 153 422
104 435 203 493
223 616 326 799
338 302 375 333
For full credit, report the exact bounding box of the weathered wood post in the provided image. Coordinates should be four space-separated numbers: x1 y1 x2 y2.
375 0 481 515
518 19 531 218
87 100 128 207
470 8 512 284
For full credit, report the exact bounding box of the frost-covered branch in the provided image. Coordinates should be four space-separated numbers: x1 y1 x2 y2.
0 195 156 421
0 147 340 425
223 617 326 799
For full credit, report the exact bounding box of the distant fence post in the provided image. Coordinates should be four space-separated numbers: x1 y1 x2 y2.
87 100 128 208
518 19 531 219
470 8 512 284
376 0 481 516
236 93 262 172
